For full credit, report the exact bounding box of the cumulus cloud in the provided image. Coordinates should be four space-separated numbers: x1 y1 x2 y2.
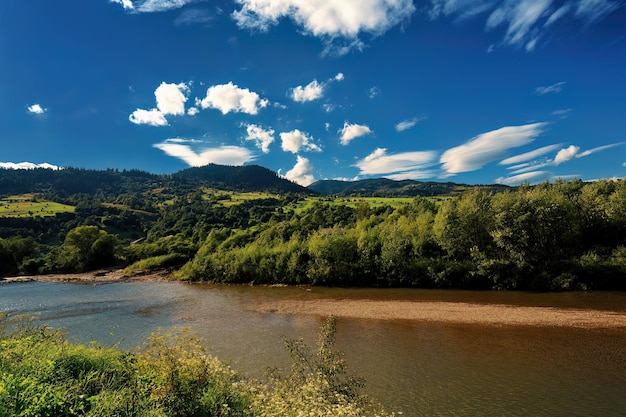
232 0 416 54
200 82 268 115
440 122 547 174
27 104 46 114
340 122 372 145
111 0 199 13
129 108 169 126
395 116 427 132
334 72 345 81
290 80 324 103
129 81 190 126
355 147 438 177
535 81 566 95
155 82 189 115
280 129 322 153
153 142 255 166
244 124 275 153
0 162 61 170
285 155 315 186
554 145 580 165
427 0 624 51
499 144 562 165
495 170 550 185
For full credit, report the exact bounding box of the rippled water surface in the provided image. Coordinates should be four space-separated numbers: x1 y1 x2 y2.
2 282 625 417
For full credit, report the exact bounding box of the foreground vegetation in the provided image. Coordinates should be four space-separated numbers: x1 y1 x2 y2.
1 165 625 290
0 314 390 417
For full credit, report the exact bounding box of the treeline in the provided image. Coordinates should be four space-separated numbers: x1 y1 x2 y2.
2 178 626 290
177 180 626 290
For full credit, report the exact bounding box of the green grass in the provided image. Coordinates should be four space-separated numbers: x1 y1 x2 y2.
0 194 75 218
201 188 278 207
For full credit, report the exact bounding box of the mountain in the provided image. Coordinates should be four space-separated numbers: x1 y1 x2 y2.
0 164 314 197
308 178 510 197
173 164 313 194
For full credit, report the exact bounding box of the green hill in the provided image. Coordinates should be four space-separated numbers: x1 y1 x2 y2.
308 178 510 197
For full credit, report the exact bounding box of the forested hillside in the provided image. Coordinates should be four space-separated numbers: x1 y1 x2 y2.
1 165 625 290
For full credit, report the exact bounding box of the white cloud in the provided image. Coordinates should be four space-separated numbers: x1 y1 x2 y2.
369 86 381 99
112 0 198 13
535 81 566 95
155 82 189 115
623 162 626 167
174 8 214 26
499 144 562 165
554 145 581 165
153 142 255 166
27 104 46 114
244 124 275 153
232 0 416 54
355 147 438 176
0 162 61 170
334 72 345 81
187 107 199 116
285 155 315 186
395 116 426 132
129 108 168 126
340 122 372 145
110 0 134 10
577 142 626 158
496 170 550 185
280 129 321 153
428 0 624 51
290 80 324 103
440 122 547 174
200 82 268 115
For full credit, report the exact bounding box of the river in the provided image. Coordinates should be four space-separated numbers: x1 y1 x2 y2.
1 281 626 416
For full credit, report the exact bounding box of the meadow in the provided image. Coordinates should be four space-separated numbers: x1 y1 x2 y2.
0 194 75 218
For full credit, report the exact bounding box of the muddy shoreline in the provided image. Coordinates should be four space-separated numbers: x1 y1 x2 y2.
3 271 625 329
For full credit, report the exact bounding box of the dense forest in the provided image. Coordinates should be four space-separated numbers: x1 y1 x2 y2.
1 166 625 290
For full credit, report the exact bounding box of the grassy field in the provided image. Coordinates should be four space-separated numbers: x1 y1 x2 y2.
201 188 278 207
0 194 75 218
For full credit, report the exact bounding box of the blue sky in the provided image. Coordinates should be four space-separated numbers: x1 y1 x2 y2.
1 0 625 186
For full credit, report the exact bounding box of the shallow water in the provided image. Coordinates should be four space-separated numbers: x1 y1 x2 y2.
2 282 625 416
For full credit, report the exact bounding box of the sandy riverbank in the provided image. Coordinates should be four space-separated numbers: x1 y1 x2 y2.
251 298 626 329
3 272 625 329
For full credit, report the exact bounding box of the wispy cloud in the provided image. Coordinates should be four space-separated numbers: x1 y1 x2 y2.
27 104 46 114
355 147 438 177
495 170 551 185
369 86 381 99
535 81 566 95
280 129 322 153
395 116 427 132
440 122 547 174
111 0 199 13
427 0 624 51
0 162 61 170
499 143 562 165
200 82 268 115
153 141 255 166
232 0 416 55
244 124 275 153
174 8 214 26
340 122 372 145
285 155 315 186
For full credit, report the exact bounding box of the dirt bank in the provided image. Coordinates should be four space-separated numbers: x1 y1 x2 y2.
0 269 171 284
252 298 626 329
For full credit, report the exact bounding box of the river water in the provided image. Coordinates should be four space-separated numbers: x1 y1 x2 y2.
1 281 625 417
